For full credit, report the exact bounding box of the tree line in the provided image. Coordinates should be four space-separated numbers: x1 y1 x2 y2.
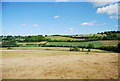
1 31 119 43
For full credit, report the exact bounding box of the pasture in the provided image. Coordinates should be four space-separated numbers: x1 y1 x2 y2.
15 40 118 47
46 41 103 47
2 47 118 79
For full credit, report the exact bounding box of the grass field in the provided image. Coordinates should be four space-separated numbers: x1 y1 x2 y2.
2 40 118 79
72 34 107 38
2 49 118 79
45 36 85 41
16 40 118 47
1 47 113 53
17 42 47 45
0 50 2 80
46 41 103 47
100 40 118 46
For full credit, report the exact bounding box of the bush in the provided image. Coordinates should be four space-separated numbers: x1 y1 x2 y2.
87 44 94 49
88 48 91 52
7 47 12 50
70 47 80 51
99 45 119 53
82 47 84 51
2 42 19 47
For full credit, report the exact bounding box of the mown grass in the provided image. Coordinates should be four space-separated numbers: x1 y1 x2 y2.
2 47 69 51
1 47 112 53
2 49 118 79
2 50 70 58
46 41 103 47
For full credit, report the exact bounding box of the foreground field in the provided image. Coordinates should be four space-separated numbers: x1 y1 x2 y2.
2 49 118 79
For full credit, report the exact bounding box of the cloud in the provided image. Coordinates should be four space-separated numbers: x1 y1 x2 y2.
53 16 60 19
21 24 27 26
87 0 119 2
69 27 74 31
56 0 68 2
116 25 120 27
33 24 40 27
92 2 112 7
109 16 117 19
96 3 118 15
80 21 96 26
109 15 120 19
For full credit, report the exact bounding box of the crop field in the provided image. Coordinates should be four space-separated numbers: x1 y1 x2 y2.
15 40 118 47
45 36 85 41
100 40 118 46
46 40 118 47
17 42 47 45
72 34 107 38
2 48 118 79
46 41 103 47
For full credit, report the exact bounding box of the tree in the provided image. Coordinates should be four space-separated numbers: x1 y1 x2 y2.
70 47 80 51
2 41 19 47
82 48 84 51
88 48 91 52
118 43 120 52
45 35 47 37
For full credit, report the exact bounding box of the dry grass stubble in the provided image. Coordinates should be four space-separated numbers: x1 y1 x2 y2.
2 50 118 79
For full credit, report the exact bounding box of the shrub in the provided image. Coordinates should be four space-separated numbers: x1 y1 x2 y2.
88 48 91 52
2 41 19 47
87 44 94 49
70 47 80 51
7 47 12 50
82 48 84 51
99 46 119 53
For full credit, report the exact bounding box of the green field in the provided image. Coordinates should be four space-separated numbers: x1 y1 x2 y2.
46 41 103 47
15 40 118 48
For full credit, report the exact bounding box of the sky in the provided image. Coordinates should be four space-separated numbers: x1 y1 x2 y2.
1 1 119 36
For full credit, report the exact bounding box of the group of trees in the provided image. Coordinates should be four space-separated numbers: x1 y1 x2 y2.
99 45 120 53
72 31 120 41
70 44 94 52
2 42 19 47
1 31 120 43
24 35 45 42
97 31 120 34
